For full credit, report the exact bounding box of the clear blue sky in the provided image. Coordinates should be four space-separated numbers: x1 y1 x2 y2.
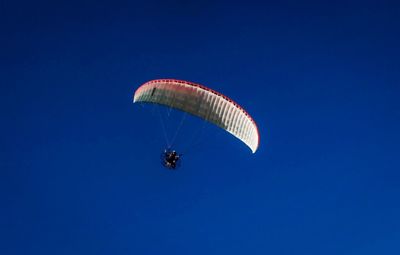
2 1 400 254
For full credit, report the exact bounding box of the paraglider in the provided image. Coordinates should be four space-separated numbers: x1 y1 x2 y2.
133 79 259 169
162 149 181 170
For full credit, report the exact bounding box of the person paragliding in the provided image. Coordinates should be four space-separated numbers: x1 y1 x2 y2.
134 79 260 170
162 149 181 169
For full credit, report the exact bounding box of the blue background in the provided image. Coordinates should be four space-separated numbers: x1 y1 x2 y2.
2 1 400 254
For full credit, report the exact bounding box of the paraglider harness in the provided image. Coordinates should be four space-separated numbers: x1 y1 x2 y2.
162 148 181 170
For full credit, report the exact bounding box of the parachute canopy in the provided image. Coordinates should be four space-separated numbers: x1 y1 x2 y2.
133 79 259 153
